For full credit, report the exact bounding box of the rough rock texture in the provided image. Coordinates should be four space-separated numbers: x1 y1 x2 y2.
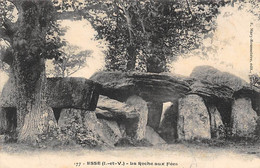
58 108 117 147
233 87 260 116
159 101 178 143
125 95 148 140
95 95 138 121
208 105 225 139
90 71 190 103
189 80 233 101
0 77 101 110
90 70 247 132
147 102 163 131
145 126 166 145
190 66 260 126
231 98 258 137
178 94 211 140
95 95 148 140
98 119 122 143
190 65 249 91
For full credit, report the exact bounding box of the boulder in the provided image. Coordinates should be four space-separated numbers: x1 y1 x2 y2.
233 87 260 116
208 105 225 139
189 80 233 101
83 111 119 146
159 101 178 143
98 119 122 143
90 71 191 103
95 95 139 121
177 94 211 140
190 65 249 91
58 108 117 147
125 95 148 140
0 77 101 110
231 98 258 137
145 126 166 145
189 66 260 126
58 109 126 147
95 95 148 140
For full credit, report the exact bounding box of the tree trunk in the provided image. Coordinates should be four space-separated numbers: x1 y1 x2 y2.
2 0 58 144
12 56 57 143
122 5 136 71
126 45 137 71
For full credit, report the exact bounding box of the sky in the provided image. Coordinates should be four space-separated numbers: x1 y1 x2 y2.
171 5 260 81
52 20 107 78
1 3 260 91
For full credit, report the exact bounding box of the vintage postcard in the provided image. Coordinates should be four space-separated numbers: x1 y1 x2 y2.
0 0 259 168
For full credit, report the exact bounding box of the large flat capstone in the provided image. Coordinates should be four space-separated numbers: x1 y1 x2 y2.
0 77 101 110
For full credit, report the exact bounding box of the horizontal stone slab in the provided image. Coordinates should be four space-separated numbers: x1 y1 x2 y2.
0 77 101 110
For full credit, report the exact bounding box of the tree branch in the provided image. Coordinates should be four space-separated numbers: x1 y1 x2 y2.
67 65 83 77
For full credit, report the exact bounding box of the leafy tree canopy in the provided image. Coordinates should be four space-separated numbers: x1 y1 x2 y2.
78 0 227 72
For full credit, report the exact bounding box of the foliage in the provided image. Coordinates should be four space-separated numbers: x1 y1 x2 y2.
47 45 93 77
80 0 226 72
0 45 10 73
0 0 66 67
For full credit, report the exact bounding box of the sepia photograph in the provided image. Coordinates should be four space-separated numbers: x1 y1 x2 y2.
0 0 260 167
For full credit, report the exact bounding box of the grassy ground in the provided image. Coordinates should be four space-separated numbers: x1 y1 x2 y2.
0 141 259 168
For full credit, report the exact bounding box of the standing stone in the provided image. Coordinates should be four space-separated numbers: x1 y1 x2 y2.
58 108 115 147
145 126 166 145
98 119 122 143
159 101 178 143
83 111 117 146
125 95 148 140
208 105 225 139
147 102 163 131
95 95 141 140
178 94 211 140
231 98 258 137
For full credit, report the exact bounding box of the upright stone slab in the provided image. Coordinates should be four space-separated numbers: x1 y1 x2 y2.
58 108 116 147
147 102 163 131
125 95 148 140
231 98 258 137
177 94 211 140
145 126 166 145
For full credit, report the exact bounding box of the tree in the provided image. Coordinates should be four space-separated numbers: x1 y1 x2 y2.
0 0 66 143
81 0 226 73
47 45 92 77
